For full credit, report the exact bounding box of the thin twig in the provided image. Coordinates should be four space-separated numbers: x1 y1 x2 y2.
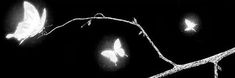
42 13 235 78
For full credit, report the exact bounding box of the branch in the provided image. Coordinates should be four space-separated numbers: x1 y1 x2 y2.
42 13 235 78
43 13 177 66
149 45 235 78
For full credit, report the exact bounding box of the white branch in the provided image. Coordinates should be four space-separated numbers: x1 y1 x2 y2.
42 13 235 78
43 13 176 66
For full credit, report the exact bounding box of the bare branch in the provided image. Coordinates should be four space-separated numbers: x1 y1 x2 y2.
42 13 235 78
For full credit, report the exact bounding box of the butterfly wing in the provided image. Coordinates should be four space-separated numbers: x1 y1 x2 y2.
6 1 44 44
114 48 126 57
40 8 47 30
30 8 47 37
23 1 40 26
114 39 121 50
101 50 118 66
113 39 127 57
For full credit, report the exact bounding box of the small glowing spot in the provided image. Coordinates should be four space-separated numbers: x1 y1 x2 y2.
6 1 47 44
101 38 128 66
184 19 197 32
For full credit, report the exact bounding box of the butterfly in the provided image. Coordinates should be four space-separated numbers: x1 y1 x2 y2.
6 1 47 44
184 19 197 32
101 38 128 66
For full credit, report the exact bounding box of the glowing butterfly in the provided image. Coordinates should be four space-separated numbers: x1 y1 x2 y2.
6 1 47 44
184 19 197 32
101 39 128 66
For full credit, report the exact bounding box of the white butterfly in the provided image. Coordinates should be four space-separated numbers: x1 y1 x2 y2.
184 19 197 32
6 1 47 44
101 38 128 66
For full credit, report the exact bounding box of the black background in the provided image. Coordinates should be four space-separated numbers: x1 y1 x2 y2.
1 0 235 78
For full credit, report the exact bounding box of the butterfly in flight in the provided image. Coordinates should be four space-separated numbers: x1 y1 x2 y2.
6 1 47 44
184 19 197 32
101 38 128 66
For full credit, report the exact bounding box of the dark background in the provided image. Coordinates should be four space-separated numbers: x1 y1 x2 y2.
0 0 235 78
